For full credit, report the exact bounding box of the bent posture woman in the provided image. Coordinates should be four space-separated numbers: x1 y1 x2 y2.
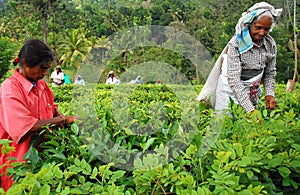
198 2 282 113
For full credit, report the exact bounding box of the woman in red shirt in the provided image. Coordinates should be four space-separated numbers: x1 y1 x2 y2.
0 39 79 191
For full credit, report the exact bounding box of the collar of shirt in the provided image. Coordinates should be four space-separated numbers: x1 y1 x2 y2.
13 69 46 94
253 36 267 47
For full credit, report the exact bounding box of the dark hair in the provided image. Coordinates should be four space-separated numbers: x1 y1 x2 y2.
14 39 56 67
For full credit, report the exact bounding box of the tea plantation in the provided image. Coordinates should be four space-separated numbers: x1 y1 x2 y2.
1 83 300 195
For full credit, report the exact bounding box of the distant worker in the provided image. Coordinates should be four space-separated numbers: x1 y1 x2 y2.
135 76 143 84
74 74 86 85
50 65 65 87
106 71 120 84
156 79 162 85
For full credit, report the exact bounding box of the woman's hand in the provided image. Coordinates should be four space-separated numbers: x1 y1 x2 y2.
64 115 80 124
58 115 80 124
265 95 276 109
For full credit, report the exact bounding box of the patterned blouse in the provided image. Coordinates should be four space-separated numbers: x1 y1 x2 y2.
227 34 277 112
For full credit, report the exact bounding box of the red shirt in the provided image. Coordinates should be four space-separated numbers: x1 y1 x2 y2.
0 69 55 191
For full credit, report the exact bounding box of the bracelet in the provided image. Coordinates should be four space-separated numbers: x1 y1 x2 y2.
60 115 66 123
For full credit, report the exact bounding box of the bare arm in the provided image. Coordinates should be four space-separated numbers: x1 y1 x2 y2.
29 115 79 134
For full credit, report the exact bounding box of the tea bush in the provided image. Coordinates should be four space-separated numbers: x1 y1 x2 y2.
2 83 300 194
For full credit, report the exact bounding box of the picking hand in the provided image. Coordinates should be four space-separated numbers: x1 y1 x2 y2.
265 95 276 109
64 115 81 124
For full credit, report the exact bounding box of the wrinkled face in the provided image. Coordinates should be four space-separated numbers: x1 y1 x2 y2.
250 16 272 44
24 63 51 82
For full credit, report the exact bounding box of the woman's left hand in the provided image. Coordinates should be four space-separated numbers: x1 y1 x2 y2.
64 115 81 124
265 95 276 109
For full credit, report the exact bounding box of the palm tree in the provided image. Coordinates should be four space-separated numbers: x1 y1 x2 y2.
102 9 119 32
59 28 92 78
90 35 112 66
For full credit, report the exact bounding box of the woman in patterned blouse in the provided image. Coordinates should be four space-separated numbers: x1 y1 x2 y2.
215 2 282 113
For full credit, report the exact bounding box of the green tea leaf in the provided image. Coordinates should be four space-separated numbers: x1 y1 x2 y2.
54 167 63 179
110 170 126 183
278 166 291 178
61 187 70 195
237 189 253 195
262 109 268 118
283 178 290 186
79 175 86 184
290 179 299 189
266 153 272 159
45 140 59 147
244 145 251 156
290 160 300 169
124 128 134 135
91 167 98 178
0 139 12 145
56 181 62 193
229 148 236 160
74 158 81 166
53 152 66 160
40 184 50 195
134 158 143 169
141 138 156 151
71 123 79 135
234 143 243 157
246 170 253 179
70 188 85 194
268 157 283 167
291 144 300 151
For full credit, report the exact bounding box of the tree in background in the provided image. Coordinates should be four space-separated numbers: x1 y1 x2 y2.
58 28 93 77
0 0 298 84
0 37 18 80
11 0 62 43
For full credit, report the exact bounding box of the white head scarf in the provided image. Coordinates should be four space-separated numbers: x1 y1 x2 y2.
235 2 282 54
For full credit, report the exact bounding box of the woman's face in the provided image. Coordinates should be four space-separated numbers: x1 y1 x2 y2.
24 63 51 82
250 16 272 44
